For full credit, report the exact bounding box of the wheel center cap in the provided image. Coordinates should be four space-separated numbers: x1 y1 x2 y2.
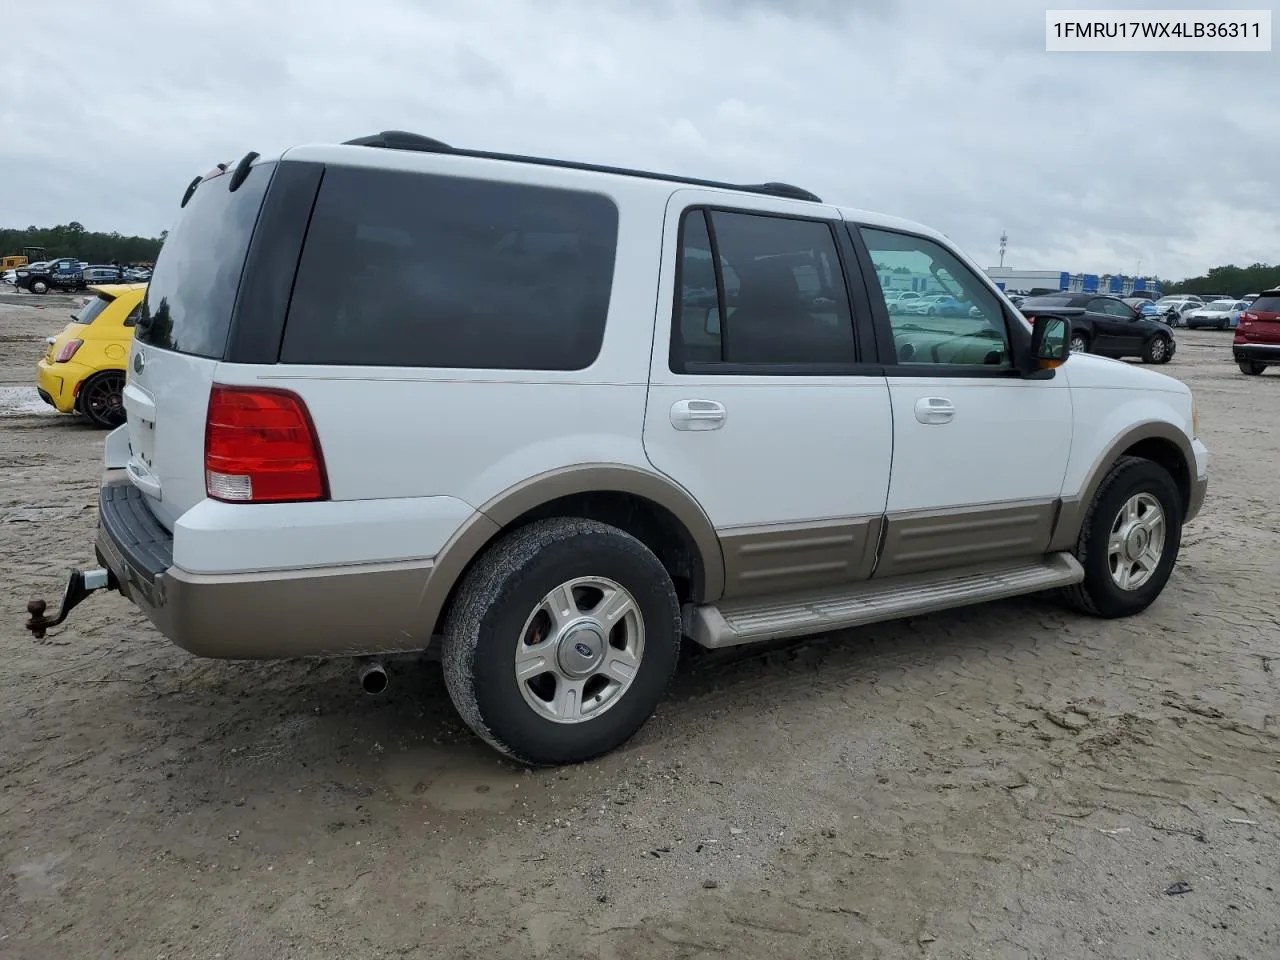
1125 526 1148 561
558 623 606 678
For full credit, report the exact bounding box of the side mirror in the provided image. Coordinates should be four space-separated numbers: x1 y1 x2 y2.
1025 314 1069 376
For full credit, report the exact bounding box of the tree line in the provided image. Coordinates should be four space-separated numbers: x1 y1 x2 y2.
1161 262 1280 298
1 222 164 265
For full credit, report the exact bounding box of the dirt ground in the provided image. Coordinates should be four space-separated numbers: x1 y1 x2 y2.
1 291 1277 960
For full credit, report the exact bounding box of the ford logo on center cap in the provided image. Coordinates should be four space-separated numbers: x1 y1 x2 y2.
574 642 593 657
133 351 144 374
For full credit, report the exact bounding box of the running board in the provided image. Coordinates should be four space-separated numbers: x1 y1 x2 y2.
685 553 1084 649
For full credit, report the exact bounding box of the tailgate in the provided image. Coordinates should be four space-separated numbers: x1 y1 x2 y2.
123 157 278 531
122 346 219 530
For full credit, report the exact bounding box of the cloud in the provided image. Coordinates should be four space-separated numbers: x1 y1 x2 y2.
1 0 1275 278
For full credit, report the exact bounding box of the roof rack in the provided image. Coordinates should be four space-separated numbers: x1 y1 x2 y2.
340 130 823 204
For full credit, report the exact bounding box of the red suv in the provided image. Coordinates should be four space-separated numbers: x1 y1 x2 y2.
1234 289 1280 375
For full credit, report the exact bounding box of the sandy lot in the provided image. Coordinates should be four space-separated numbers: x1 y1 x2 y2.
1 293 1277 960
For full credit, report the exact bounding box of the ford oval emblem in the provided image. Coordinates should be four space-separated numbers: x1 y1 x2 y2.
574 642 593 657
133 351 144 374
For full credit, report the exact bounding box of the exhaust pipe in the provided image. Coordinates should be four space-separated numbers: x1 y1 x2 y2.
358 661 389 695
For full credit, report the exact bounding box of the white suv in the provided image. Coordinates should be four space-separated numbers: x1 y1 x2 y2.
27 131 1209 765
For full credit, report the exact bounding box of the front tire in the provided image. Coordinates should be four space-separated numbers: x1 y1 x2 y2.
441 518 681 766
1239 360 1266 375
30 279 49 294
1061 456 1183 619
1069 332 1089 354
1143 335 1172 364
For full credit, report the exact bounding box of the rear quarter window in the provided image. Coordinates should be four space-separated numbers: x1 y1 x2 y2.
72 294 114 325
279 167 619 370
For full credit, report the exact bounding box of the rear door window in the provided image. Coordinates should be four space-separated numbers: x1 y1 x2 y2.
279 167 619 370
669 207 857 371
136 162 276 358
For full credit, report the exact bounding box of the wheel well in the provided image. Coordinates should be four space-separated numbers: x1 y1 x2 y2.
73 369 125 409
430 491 708 636
1122 438 1190 514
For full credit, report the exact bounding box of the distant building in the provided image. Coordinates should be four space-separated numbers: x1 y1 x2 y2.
984 268 1162 298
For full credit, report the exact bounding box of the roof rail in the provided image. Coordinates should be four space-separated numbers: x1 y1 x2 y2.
340 130 823 204
342 130 454 152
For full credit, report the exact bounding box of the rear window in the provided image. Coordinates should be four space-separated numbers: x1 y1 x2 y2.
1250 295 1280 312
72 294 114 325
279 167 619 370
136 161 275 358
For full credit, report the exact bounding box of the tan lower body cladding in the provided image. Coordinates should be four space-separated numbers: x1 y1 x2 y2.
717 499 1061 600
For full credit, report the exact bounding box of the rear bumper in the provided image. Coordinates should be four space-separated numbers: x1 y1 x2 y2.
35 359 80 413
96 472 437 659
1233 342 1280 363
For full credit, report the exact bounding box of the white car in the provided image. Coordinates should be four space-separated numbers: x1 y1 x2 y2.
27 132 1209 765
883 290 921 312
1153 297 1203 327
1185 299 1248 330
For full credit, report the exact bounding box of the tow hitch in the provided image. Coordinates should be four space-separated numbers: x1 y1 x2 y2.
26 568 116 639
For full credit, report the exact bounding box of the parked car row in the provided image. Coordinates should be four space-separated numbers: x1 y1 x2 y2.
1151 292 1261 328
3 259 151 292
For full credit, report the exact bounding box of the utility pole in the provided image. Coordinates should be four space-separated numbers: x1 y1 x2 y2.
998 231 1007 268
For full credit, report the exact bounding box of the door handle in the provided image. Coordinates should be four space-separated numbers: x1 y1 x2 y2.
670 399 726 431
914 397 955 424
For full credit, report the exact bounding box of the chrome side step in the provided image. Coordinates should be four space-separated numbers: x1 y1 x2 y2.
685 553 1083 649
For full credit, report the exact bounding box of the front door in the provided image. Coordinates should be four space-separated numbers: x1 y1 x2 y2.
1089 297 1144 353
643 191 893 600
854 224 1074 578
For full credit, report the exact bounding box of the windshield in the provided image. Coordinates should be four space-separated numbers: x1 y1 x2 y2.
1249 295 1280 312
1207 300 1236 310
72 293 114 325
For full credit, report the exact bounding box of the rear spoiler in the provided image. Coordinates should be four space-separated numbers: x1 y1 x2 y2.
179 151 259 207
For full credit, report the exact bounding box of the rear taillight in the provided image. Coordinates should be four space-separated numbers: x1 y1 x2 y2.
55 339 83 363
204 385 327 503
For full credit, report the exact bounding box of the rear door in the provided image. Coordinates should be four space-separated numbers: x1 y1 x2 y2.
643 191 893 599
124 160 279 529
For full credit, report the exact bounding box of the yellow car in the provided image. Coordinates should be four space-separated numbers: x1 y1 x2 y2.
36 283 146 429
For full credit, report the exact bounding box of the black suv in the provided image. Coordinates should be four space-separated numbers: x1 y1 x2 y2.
1020 293 1175 364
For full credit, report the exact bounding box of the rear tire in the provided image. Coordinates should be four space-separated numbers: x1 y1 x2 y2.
1238 360 1266 375
441 518 681 766
79 370 127 429
1143 335 1172 364
1060 456 1183 619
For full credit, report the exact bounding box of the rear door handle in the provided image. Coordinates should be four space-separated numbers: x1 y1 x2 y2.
914 397 955 424
670 399 726 431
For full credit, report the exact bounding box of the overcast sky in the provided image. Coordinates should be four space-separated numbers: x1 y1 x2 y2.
2 0 1276 279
